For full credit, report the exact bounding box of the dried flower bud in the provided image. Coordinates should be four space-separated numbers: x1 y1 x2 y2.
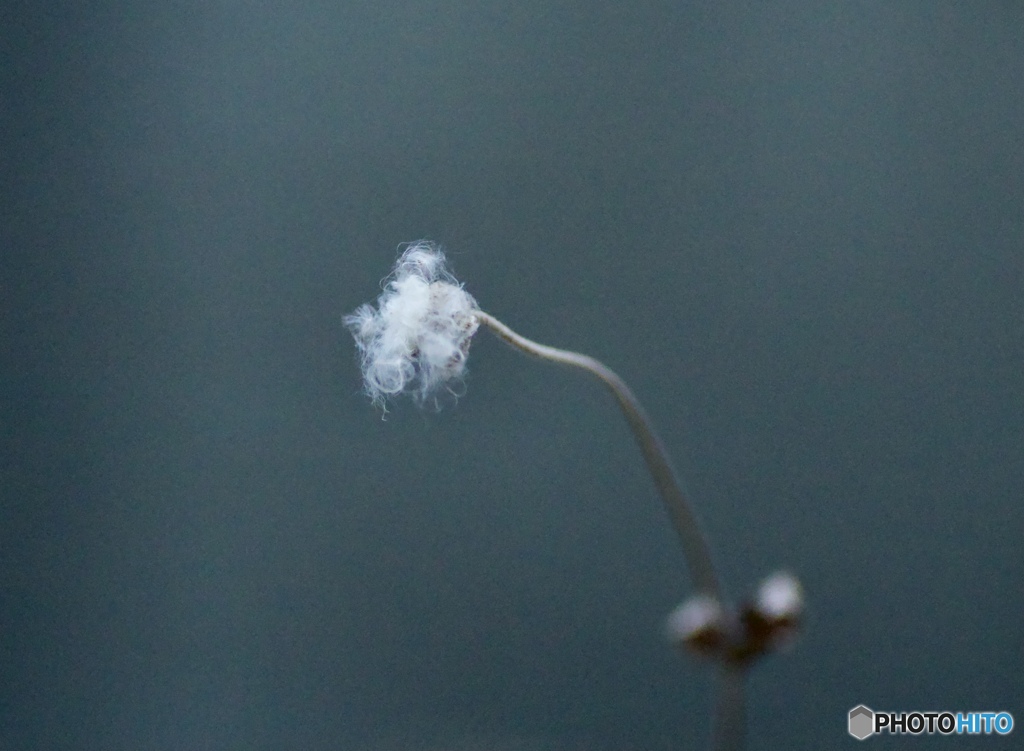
754 571 803 624
665 594 727 657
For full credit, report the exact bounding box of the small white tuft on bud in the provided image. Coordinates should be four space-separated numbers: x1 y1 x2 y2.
755 571 803 622
665 594 727 656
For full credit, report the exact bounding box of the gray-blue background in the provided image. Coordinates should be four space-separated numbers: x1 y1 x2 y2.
3 1 1022 749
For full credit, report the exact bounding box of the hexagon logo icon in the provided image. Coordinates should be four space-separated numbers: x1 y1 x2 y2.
849 705 875 740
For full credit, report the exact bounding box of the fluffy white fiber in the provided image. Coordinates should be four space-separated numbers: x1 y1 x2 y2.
344 242 479 407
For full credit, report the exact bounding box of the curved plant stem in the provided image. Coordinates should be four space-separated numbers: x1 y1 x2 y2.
475 310 723 602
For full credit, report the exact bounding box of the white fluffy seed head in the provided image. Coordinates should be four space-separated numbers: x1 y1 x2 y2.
344 242 479 408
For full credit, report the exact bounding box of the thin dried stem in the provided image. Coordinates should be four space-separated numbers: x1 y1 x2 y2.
712 666 747 751
475 310 723 602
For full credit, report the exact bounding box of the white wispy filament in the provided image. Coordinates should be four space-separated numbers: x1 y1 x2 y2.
343 242 479 407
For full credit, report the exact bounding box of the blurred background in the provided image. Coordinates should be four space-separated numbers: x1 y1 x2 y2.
2 1 1022 749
